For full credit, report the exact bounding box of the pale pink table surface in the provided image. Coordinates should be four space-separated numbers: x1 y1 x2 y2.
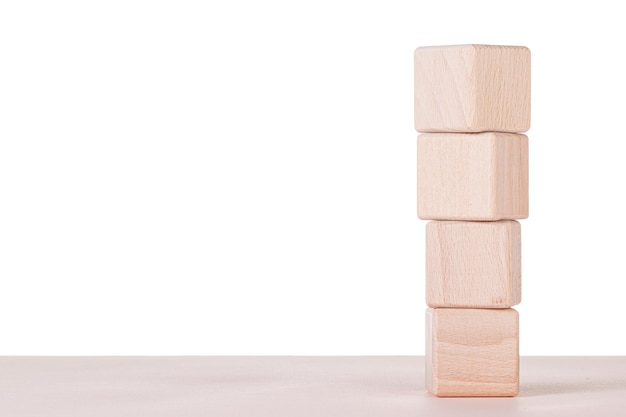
1 356 625 416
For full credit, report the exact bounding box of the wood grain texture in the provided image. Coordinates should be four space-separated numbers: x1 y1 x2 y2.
417 132 528 220
414 45 530 133
426 308 519 397
426 220 521 308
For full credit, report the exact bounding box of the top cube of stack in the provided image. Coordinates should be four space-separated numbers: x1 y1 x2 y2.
414 45 530 133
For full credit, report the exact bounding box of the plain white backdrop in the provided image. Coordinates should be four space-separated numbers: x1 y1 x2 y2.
1 1 625 355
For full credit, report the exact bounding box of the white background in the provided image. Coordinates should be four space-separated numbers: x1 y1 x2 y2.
1 1 624 355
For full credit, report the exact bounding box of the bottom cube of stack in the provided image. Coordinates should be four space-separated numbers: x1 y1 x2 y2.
426 308 519 397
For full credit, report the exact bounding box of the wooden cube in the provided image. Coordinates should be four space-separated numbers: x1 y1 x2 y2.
417 132 528 220
426 220 521 308
414 44 530 133
426 308 519 397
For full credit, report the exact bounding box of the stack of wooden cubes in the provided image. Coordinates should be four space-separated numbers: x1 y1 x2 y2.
414 45 530 397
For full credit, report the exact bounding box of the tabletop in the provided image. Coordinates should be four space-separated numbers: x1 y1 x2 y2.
1 356 625 416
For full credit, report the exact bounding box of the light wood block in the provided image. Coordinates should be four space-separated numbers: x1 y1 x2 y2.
426 308 519 397
426 220 521 308
414 44 530 133
417 132 528 220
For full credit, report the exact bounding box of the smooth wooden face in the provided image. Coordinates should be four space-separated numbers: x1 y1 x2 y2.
426 308 519 397
414 44 530 133
417 132 528 221
426 220 521 308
